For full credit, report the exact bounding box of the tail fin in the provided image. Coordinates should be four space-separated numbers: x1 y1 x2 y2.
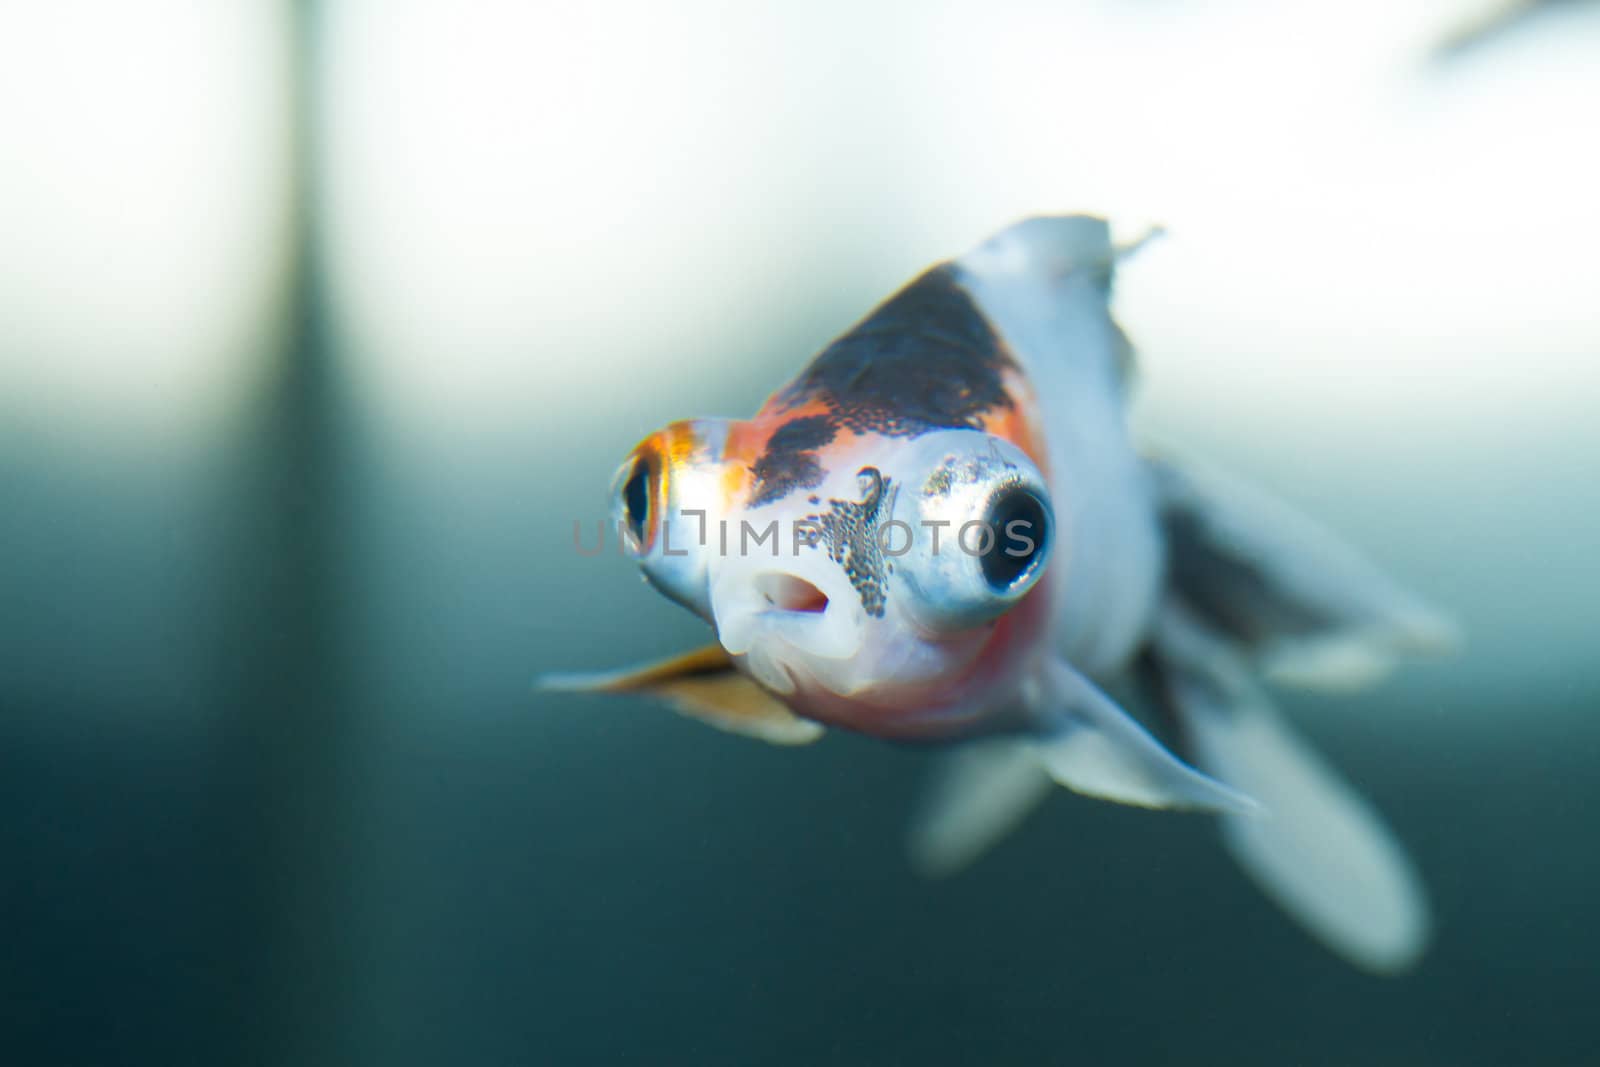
1150 452 1459 691
1147 603 1432 973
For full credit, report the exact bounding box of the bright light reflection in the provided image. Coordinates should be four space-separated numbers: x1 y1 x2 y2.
325 0 1600 462
0 1 288 449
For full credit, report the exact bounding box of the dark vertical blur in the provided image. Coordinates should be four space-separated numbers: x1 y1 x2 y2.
211 3 358 1062
0 4 368 1064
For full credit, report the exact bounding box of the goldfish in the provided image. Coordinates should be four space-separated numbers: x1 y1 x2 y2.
544 216 1456 972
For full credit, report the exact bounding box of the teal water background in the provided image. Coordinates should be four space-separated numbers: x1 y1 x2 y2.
3 3 1598 1063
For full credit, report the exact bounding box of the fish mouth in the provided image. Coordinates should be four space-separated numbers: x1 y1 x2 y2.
753 573 830 614
712 568 866 694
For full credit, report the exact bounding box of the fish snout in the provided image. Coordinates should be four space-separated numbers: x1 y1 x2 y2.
710 555 869 694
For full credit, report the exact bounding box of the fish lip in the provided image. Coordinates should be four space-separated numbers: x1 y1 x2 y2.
717 602 865 660
712 567 867 692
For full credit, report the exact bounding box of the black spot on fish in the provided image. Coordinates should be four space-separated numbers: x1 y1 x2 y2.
779 265 1017 437
802 467 893 618
748 415 837 508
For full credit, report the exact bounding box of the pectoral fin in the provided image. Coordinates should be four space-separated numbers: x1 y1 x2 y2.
1031 659 1259 815
907 740 1055 878
539 644 824 746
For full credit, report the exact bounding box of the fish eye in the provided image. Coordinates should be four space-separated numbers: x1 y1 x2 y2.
610 419 736 617
894 432 1053 633
619 454 657 551
980 487 1050 592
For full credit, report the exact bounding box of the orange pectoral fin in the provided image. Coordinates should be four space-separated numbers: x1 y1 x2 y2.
539 644 825 746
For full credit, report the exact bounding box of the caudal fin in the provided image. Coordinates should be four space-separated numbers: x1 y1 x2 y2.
1148 604 1432 973
1150 452 1459 691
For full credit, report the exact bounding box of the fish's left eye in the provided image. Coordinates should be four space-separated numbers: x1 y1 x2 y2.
981 487 1050 591
892 430 1054 633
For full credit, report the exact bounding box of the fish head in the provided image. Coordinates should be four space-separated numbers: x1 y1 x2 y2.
613 414 1056 735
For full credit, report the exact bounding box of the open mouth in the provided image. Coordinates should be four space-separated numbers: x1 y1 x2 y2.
754 573 830 614
712 568 862 693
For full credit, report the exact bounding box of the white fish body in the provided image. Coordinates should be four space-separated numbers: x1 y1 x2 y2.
544 216 1458 973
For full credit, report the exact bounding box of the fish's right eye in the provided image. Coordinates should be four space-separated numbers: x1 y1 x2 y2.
613 446 662 556
622 460 652 545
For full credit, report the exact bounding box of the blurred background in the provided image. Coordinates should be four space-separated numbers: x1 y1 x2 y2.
3 1 1598 1064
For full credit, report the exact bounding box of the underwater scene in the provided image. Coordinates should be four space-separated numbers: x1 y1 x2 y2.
3 2 1598 1064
